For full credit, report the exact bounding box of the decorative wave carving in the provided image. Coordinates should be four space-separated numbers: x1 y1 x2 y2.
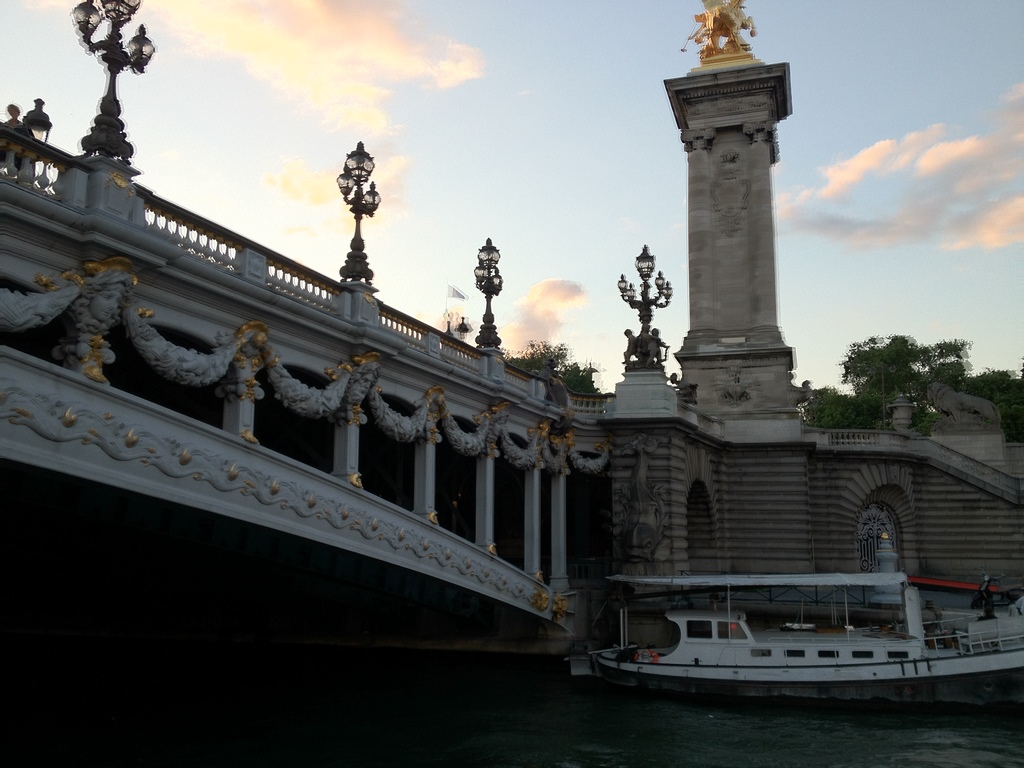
0 378 549 613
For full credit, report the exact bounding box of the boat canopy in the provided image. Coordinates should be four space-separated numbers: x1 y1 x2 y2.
607 572 909 588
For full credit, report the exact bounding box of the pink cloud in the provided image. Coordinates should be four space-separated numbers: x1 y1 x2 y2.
146 0 484 134
783 84 1024 252
818 125 946 201
500 279 587 351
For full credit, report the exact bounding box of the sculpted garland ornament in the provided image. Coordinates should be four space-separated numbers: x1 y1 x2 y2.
0 259 611 475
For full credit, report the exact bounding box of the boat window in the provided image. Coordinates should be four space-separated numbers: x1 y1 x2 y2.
785 649 805 658
817 650 838 658
750 648 772 657
887 651 909 660
687 620 713 639
852 650 874 659
717 621 749 640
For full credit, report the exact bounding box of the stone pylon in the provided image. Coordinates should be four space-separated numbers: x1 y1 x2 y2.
666 62 809 441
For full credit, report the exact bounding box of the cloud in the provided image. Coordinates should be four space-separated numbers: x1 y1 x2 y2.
263 152 411 218
146 0 484 134
782 84 1024 252
500 279 587 351
818 125 946 201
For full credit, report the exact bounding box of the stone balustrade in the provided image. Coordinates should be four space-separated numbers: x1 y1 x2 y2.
809 428 1021 499
0 129 72 197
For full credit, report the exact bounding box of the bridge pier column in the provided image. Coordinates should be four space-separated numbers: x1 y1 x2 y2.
222 396 255 442
414 440 437 521
524 467 542 578
475 456 495 552
332 421 361 486
550 472 569 591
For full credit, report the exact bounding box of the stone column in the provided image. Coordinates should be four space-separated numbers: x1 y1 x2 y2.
549 472 569 591
524 466 542 578
332 421 362 487
475 456 495 552
414 440 437 521
665 63 805 440
222 396 256 442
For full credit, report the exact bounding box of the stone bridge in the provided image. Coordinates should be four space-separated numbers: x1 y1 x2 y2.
0 132 613 651
3 114 1022 655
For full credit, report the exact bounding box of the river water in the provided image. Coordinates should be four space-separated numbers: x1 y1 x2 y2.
9 637 1023 767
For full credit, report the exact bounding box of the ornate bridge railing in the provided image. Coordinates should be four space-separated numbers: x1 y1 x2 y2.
0 127 611 415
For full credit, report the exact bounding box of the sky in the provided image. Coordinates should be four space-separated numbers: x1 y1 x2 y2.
5 0 1023 394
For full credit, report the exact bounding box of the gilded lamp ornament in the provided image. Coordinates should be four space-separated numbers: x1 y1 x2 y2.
73 0 155 163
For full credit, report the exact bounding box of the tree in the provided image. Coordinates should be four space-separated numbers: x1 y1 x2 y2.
804 336 1024 441
504 340 599 394
802 385 884 430
963 368 1024 443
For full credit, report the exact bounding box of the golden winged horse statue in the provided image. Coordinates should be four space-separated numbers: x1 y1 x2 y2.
686 0 757 62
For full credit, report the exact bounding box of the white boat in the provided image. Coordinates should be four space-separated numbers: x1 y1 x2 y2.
590 572 1024 708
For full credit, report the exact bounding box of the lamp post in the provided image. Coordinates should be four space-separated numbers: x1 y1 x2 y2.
473 238 503 349
73 0 154 163
23 99 52 142
443 310 472 341
337 141 381 284
618 244 673 370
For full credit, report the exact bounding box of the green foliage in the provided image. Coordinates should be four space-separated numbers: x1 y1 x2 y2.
840 335 970 401
504 340 599 394
963 368 1024 443
801 386 884 430
805 336 1024 441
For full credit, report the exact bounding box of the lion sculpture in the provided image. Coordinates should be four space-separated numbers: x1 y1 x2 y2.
927 382 1000 427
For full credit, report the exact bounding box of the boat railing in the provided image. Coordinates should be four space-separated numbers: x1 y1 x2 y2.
923 615 1024 655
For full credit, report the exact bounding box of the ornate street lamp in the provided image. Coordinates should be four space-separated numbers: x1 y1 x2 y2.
443 310 472 341
337 141 381 284
619 244 673 370
73 0 155 163
473 238 503 349
23 99 53 142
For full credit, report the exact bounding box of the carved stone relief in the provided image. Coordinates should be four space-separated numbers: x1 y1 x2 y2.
612 433 669 565
711 149 749 237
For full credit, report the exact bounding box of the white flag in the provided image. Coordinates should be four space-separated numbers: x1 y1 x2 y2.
447 284 468 301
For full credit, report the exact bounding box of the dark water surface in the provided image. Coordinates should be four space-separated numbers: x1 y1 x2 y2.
7 637 1023 768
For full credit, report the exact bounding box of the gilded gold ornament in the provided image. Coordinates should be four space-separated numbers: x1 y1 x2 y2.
530 588 550 612
351 351 381 365
552 594 569 621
